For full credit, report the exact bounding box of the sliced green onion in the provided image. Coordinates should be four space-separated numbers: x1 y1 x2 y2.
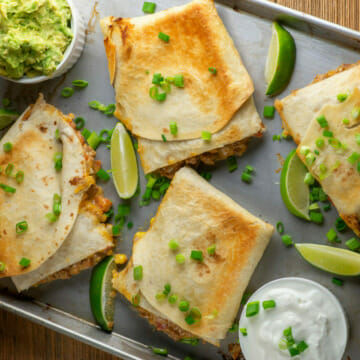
281 234 293 246
190 250 203 262
89 100 101 110
283 327 295 347
55 129 60 140
5 163 13 177
127 221 133 229
169 121 178 135
326 228 338 243
168 239 179 250
239 328 248 336
276 221 284 234
19 257 31 268
72 80 88 88
314 150 320 155
207 244 216 256
179 300 190 312
310 211 324 224
176 254 185 264
316 115 328 128
305 153 315 166
343 118 350 125
158 31 170 42
329 138 341 148
74 117 85 130
149 86 158 100
165 76 174 83
245 165 254 174
118 204 130 216
163 283 171 296
335 217 348 232
174 74 184 88
87 131 102 150
289 346 300 356
132 293 140 306
133 265 143 280
185 315 196 325
319 164 327 173
152 347 168 356
81 128 91 139
262 300 276 309
105 208 114 219
160 81 171 93
201 131 212 141
337 93 348 102
345 237 360 251
200 171 212 181
156 92 167 102
208 67 217 74
178 338 199 345
348 152 360 164
16 221 28 234
112 225 121 236
272 134 281 141
323 130 333 137
246 301 260 317
152 73 163 85
190 308 202 321
46 213 58 222
96 168 111 181
282 130 291 139
104 104 116 116
263 106 275 118
61 87 74 98
309 203 320 211
332 277 344 286
155 292 167 301
142 2 156 13
241 172 252 183
299 146 310 155
15 171 24 184
228 323 239 333
226 156 238 172
99 129 113 143
3 142 12 152
168 294 178 304
304 172 314 185
323 203 331 211
0 261 5 272
53 194 61 216
352 107 360 119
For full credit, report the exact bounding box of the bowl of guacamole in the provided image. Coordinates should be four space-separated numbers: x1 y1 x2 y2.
0 0 85 83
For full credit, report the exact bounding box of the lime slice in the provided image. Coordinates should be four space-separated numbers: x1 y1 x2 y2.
0 109 19 130
111 122 138 199
280 149 310 220
296 243 360 276
265 22 296 96
89 255 116 332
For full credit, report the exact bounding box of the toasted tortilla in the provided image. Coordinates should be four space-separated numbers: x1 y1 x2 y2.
275 61 360 144
297 88 360 236
138 97 264 174
0 95 90 277
113 167 274 345
100 0 254 141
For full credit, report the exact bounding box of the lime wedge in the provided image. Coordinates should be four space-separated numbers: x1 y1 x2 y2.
111 122 138 199
280 149 310 220
296 243 360 276
265 22 296 96
90 255 116 332
0 109 19 130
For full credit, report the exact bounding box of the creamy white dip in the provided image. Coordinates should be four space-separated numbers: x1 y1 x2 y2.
239 277 348 360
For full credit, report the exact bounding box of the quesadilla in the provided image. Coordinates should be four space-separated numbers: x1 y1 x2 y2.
0 95 114 290
138 97 264 176
297 88 360 237
100 0 254 141
275 61 360 144
113 167 274 345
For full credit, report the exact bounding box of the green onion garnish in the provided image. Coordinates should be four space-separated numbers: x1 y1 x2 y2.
337 93 348 102
112 225 121 236
89 100 101 110
53 193 61 216
81 128 91 140
262 300 276 309
169 121 178 135
87 131 102 150
246 301 260 317
163 283 171 296
178 338 199 345
207 244 216 256
132 293 140 306
0 183 15 193
19 257 31 268
174 74 184 88
61 87 74 98
322 130 333 137
185 315 196 325
316 115 328 128
72 80 88 88
74 117 85 130
329 138 341 149
179 300 190 312
46 213 58 222
176 254 185 264
352 107 360 119
309 203 320 211
15 171 24 184
158 32 170 42
245 165 254 174
152 73 163 85
54 152 63 171
241 172 252 183
345 237 360 251
272 134 281 141
190 308 201 321
310 211 324 224
239 328 247 336
16 221 28 234
314 150 320 155
319 164 327 173
0 262 5 272
99 129 113 143
155 292 167 301
142 1 156 13
263 106 275 118
133 265 143 280
323 203 331 211
332 277 344 286
226 156 238 172
152 347 168 356
96 168 111 181
190 250 203 262
5 163 13 177
326 228 338 243
127 221 133 229
335 217 348 232
305 153 315 166
55 129 60 140
208 67 217 74
201 131 212 141
304 172 314 185
283 327 295 347
347 152 360 164
168 294 178 304
3 142 12 152
104 104 116 116
281 234 293 246
156 92 167 102
168 239 179 250
299 146 310 155
149 86 158 100
161 134 167 142
343 118 350 125
276 221 284 234
118 204 130 216
228 323 239 333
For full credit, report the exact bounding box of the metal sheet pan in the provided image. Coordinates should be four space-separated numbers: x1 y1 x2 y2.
1 0 360 359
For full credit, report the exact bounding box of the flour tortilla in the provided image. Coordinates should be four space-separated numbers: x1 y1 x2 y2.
100 0 254 141
137 97 264 174
275 62 360 144
0 95 90 277
297 88 360 237
113 167 273 345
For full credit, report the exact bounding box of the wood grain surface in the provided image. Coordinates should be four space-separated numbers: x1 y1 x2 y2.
1 1 359 359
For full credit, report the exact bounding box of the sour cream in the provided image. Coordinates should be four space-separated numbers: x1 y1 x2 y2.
239 277 348 360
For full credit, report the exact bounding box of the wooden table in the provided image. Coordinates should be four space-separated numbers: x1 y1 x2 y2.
1 1 359 359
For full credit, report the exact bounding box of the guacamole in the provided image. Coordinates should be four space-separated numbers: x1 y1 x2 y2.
0 0 73 79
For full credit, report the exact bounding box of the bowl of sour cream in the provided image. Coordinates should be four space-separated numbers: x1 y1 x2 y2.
239 277 348 360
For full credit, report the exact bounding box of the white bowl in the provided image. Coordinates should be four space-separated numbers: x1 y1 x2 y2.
0 0 86 84
238 277 348 360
